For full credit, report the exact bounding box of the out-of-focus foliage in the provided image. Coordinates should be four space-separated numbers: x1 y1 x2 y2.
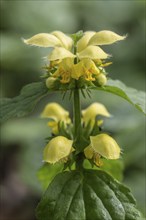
1 0 145 218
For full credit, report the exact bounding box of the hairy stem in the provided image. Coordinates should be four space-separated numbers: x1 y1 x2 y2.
73 45 84 170
73 86 81 138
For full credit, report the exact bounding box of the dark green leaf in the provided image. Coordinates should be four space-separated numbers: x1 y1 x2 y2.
0 81 48 123
91 79 146 114
36 169 142 220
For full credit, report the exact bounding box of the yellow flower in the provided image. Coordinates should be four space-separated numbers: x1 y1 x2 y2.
52 58 75 84
52 58 101 83
41 103 71 134
84 133 121 166
73 58 100 81
82 102 111 127
43 136 74 164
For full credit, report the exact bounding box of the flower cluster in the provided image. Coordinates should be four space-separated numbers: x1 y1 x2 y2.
41 102 120 166
24 30 126 88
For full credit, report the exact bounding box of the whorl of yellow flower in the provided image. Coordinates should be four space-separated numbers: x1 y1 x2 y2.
24 30 126 85
43 136 74 164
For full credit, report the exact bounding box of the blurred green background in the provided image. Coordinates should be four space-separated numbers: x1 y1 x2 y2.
1 1 145 219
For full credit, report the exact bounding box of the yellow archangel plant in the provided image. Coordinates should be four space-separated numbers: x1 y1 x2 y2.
21 29 144 220
24 30 125 168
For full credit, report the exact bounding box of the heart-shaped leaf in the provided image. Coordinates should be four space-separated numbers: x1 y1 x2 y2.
91 79 146 115
0 81 48 123
36 169 142 220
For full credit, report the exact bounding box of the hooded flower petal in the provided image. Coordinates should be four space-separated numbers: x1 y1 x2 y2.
52 31 73 50
82 102 111 126
53 58 75 83
41 102 70 123
77 45 110 60
84 145 94 159
43 136 73 164
77 31 95 52
88 30 126 46
23 33 61 47
72 58 100 81
84 145 102 166
90 134 121 159
48 47 75 61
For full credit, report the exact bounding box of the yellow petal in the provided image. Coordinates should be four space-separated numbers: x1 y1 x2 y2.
48 47 75 61
41 102 70 123
77 31 95 52
94 153 103 167
52 31 73 50
23 33 61 47
84 145 94 159
53 58 75 83
82 102 111 125
60 57 74 69
47 121 59 134
90 134 121 159
88 30 126 46
78 45 110 60
70 62 83 80
81 58 100 74
43 136 73 164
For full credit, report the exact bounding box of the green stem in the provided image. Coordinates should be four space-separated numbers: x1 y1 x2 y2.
73 45 84 170
73 86 81 138
73 83 84 170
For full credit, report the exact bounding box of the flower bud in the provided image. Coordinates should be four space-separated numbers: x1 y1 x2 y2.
43 136 74 164
96 73 107 86
46 77 57 89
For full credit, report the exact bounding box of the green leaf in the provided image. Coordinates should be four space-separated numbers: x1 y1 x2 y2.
37 163 63 191
0 81 48 123
84 159 124 181
36 169 142 220
101 159 124 181
91 79 146 114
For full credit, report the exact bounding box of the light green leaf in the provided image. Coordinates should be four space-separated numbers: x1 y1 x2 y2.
91 79 146 114
36 170 142 220
37 163 63 191
0 82 48 123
